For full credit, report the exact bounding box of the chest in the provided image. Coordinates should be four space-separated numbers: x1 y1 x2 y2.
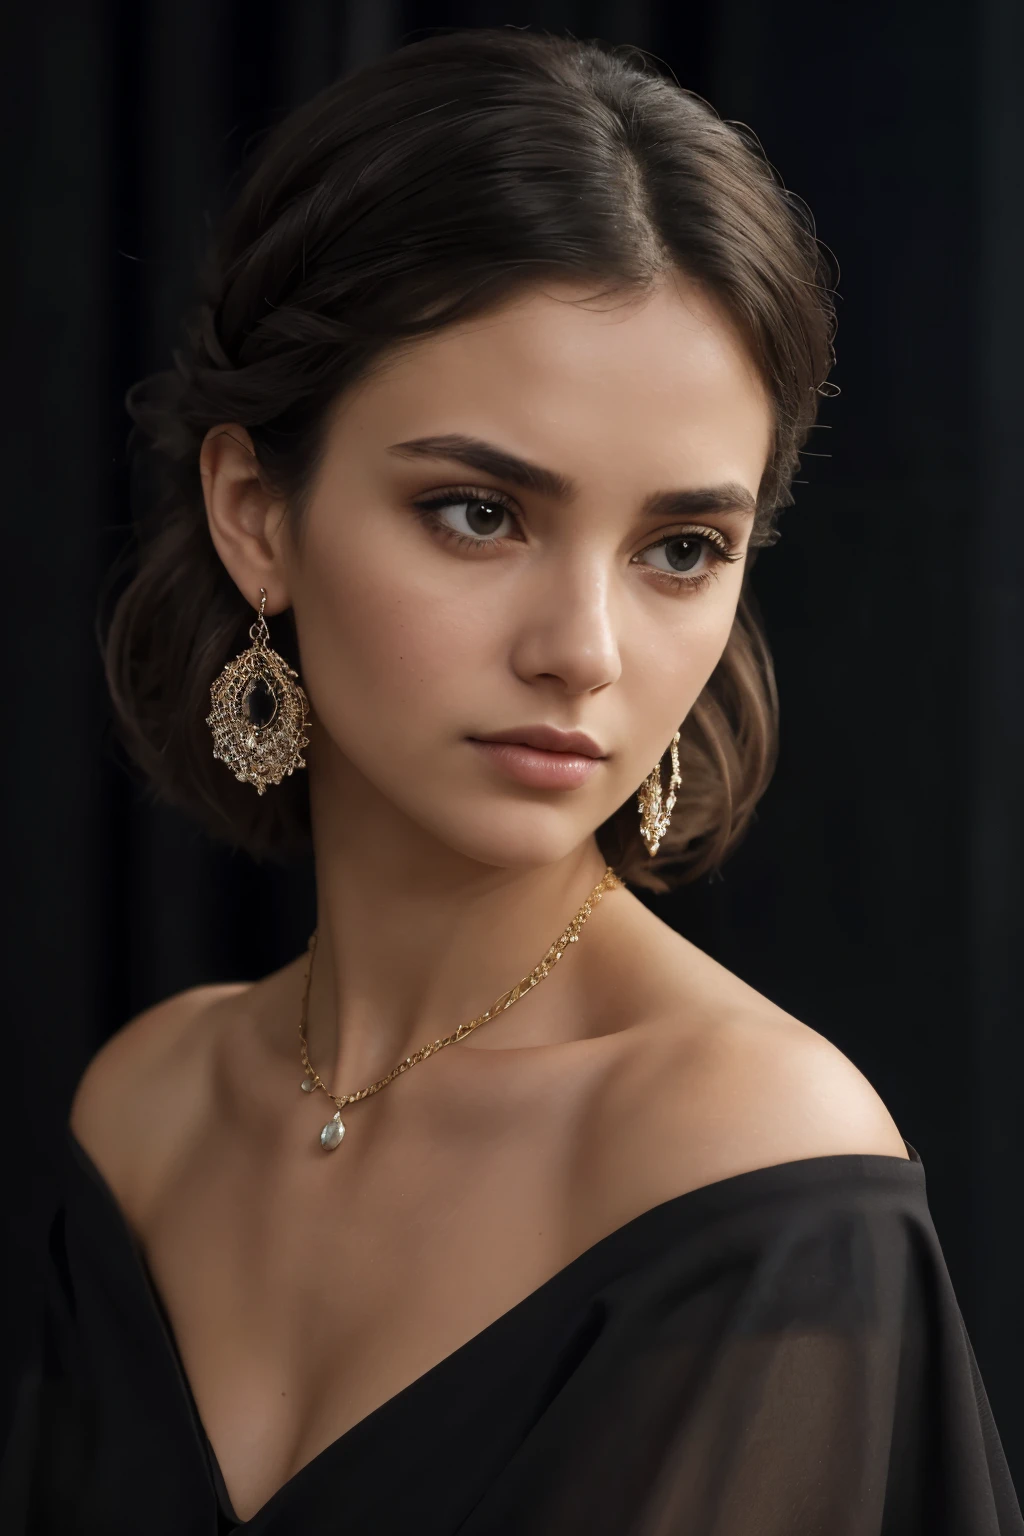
136 1054 617 1522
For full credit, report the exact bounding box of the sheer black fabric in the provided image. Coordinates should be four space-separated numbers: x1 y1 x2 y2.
2 1126 1021 1534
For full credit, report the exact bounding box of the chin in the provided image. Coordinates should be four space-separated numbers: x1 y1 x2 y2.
417 799 602 873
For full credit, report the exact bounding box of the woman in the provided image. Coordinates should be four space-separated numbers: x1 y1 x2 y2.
3 26 1020 1536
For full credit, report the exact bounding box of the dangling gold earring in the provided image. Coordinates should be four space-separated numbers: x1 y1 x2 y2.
206 587 310 795
637 729 682 856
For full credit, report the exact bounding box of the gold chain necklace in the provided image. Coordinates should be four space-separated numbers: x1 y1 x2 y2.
298 866 622 1150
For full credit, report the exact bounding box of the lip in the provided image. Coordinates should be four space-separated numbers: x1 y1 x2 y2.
469 725 606 758
467 725 606 792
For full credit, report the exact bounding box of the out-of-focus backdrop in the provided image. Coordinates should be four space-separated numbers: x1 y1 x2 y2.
5 0 1023 1478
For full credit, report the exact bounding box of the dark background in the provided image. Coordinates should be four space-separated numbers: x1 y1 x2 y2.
6 0 1023 1483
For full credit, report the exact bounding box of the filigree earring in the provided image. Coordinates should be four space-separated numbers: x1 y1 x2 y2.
637 729 682 856
206 587 310 795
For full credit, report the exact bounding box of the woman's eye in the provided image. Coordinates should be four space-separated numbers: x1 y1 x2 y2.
424 496 516 541
631 526 741 587
637 533 714 575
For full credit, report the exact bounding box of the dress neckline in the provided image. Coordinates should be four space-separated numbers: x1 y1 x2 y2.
62 1123 923 1528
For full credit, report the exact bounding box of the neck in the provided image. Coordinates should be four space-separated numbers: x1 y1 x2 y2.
300 755 615 1098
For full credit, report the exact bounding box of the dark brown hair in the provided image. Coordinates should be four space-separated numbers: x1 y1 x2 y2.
104 26 837 894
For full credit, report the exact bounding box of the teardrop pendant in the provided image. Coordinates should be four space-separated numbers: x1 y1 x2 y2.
320 1111 345 1151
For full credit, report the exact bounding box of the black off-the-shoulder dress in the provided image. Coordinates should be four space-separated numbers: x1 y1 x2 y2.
1 1126 1021 1534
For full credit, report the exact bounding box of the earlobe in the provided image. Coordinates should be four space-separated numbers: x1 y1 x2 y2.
199 423 291 613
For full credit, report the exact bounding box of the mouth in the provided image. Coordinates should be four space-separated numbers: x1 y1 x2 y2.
469 725 606 757
466 725 606 791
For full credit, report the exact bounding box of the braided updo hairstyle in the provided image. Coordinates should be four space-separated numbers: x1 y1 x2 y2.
104 27 837 894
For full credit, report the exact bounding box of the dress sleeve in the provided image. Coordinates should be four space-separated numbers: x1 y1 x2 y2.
524 1161 1024 1536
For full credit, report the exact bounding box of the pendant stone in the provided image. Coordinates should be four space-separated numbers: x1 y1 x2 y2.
320 1112 345 1151
300 1076 316 1093
243 675 278 728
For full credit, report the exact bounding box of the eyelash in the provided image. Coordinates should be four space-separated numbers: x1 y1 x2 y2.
411 486 743 593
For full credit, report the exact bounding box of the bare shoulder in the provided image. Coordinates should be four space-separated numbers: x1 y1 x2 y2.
583 928 909 1221
69 980 249 1221
689 1005 910 1162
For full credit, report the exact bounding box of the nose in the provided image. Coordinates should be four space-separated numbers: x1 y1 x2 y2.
508 554 622 695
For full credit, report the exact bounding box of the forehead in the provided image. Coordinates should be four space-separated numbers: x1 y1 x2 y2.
331 273 772 495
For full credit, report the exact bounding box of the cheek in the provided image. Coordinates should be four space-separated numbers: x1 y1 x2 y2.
619 602 739 797
637 593 741 719
294 516 500 747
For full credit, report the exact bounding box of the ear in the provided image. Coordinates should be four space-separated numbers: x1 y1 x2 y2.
199 424 292 613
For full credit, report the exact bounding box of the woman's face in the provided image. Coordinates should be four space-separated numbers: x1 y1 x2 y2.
280 272 772 869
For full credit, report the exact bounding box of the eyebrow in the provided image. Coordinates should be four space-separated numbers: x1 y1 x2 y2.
387 434 758 519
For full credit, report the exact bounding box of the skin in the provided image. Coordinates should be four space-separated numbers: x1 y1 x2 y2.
71 271 907 1521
